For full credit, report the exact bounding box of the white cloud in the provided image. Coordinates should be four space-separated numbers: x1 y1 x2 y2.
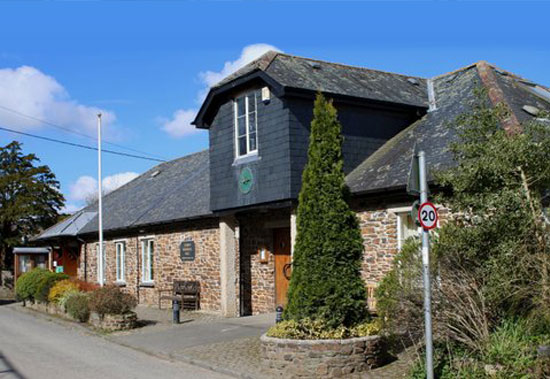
69 172 139 202
160 43 281 139
69 176 97 202
61 203 83 215
199 43 281 90
160 109 200 138
0 66 116 134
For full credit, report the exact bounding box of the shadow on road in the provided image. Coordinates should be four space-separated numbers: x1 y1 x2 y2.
0 300 16 306
0 351 26 379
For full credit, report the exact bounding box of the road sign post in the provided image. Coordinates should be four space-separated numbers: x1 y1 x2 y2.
418 151 434 379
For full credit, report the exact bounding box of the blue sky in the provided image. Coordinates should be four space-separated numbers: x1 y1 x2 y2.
0 1 548 212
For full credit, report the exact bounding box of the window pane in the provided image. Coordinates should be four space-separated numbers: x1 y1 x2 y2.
236 97 245 116
237 116 246 136
247 93 256 113
149 241 154 281
238 136 247 156
249 132 257 151
248 112 256 133
141 241 147 282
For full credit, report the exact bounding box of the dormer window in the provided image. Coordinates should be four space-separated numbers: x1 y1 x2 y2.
234 92 258 157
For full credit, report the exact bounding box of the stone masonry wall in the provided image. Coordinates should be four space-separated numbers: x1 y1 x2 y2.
79 218 221 312
356 204 450 286
261 334 386 377
238 209 291 315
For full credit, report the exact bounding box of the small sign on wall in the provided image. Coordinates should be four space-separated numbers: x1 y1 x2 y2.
180 241 196 261
55 266 64 273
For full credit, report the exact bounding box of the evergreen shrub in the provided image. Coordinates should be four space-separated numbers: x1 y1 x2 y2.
65 292 90 322
35 272 69 303
88 286 137 316
15 268 49 302
283 93 368 329
48 279 80 304
267 318 381 340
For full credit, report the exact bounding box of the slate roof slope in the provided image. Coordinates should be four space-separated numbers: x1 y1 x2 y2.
345 63 550 194
35 150 211 240
79 150 211 235
33 210 98 240
214 51 429 108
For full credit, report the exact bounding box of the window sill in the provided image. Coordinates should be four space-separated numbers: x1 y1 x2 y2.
232 152 260 166
140 282 155 288
115 281 126 287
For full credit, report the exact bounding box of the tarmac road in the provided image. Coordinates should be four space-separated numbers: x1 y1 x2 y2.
0 304 230 379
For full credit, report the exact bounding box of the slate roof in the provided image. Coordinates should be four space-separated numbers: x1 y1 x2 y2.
35 55 549 240
33 210 98 240
35 150 211 240
213 51 429 108
345 62 550 194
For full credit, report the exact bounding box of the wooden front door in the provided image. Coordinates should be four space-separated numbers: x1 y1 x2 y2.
273 228 291 307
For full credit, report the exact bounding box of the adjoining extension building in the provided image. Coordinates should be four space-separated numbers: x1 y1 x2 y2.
34 52 550 317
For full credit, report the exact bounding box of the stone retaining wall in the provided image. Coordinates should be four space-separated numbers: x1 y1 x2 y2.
261 334 386 378
26 302 137 331
89 311 137 331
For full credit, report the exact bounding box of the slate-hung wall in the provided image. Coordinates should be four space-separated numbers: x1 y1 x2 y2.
209 88 292 212
78 218 223 312
287 96 421 198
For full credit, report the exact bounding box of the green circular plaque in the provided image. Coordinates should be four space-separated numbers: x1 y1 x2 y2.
238 167 254 194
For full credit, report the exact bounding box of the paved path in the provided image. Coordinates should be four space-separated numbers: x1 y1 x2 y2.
0 304 230 379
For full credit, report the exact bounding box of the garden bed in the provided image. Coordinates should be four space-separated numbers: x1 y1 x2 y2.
25 301 138 332
261 334 387 378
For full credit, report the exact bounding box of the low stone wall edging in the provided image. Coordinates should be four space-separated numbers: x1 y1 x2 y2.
261 333 386 378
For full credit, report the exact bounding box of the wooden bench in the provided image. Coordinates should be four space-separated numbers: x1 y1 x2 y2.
158 280 200 310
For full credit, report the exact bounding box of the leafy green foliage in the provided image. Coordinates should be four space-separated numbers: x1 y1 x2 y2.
283 93 368 329
34 272 69 303
15 268 49 301
376 237 436 335
266 318 381 340
376 90 550 376
88 286 137 316
433 96 550 327
48 279 80 304
409 319 549 378
65 292 90 322
0 141 64 269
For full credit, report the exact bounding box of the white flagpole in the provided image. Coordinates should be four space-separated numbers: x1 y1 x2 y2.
97 113 104 287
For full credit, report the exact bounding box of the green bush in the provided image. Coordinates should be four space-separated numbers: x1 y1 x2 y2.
266 318 381 340
65 292 90 322
284 93 367 329
88 286 137 316
35 272 69 303
408 320 549 378
48 279 80 304
15 268 49 302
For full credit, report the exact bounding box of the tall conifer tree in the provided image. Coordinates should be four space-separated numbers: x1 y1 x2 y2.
284 94 367 328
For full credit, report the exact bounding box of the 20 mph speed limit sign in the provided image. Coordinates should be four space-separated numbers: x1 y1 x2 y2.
418 202 438 230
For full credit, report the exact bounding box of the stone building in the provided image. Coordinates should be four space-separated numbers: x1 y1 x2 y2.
34 52 550 317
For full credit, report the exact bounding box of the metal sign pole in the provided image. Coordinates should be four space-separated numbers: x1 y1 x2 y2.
418 150 434 379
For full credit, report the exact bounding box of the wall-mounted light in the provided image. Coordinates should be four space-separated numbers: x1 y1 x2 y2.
259 247 269 263
261 87 270 103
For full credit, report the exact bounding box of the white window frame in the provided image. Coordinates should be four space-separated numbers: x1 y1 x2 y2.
388 206 421 251
115 241 126 283
140 237 155 284
96 243 106 284
234 91 258 158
